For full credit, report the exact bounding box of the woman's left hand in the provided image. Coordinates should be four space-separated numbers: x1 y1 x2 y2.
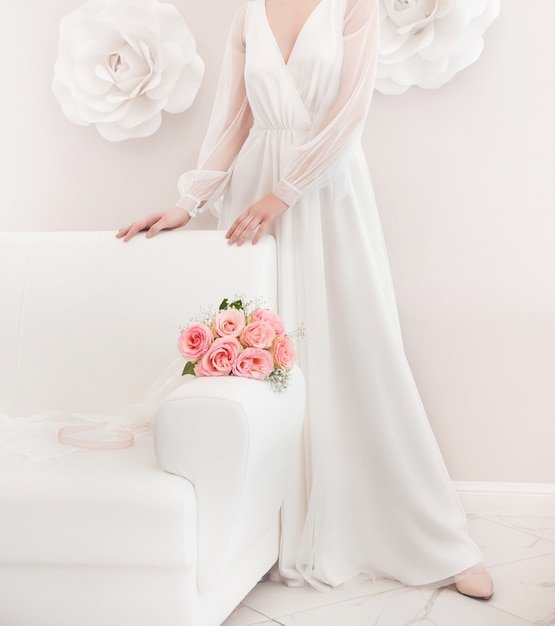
226 193 288 246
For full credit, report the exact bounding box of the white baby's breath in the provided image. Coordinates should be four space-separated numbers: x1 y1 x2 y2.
268 368 292 393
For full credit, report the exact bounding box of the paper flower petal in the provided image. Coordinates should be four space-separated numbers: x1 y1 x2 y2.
52 0 204 141
376 0 500 94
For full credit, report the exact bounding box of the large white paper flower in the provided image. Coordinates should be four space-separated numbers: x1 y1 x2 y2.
52 0 204 141
376 0 499 94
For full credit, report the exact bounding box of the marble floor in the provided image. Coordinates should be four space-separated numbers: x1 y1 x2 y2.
222 515 555 626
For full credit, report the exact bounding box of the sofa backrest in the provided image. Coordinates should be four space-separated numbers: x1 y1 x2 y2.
0 231 277 417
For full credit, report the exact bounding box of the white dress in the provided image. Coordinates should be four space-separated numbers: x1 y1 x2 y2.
176 0 483 589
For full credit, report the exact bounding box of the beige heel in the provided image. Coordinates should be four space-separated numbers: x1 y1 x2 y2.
454 564 494 600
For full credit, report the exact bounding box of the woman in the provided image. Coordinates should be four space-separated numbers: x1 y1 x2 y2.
118 0 494 599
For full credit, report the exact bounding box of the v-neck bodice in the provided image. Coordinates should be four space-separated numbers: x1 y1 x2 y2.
263 0 324 66
244 0 343 131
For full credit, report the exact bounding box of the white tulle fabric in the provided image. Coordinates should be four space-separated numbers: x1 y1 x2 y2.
174 0 483 590
1 358 185 462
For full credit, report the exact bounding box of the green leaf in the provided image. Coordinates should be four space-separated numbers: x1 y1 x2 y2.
228 299 243 311
219 298 229 311
182 361 196 376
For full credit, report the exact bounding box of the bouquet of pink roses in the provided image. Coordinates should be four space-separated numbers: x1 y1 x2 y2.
178 297 298 392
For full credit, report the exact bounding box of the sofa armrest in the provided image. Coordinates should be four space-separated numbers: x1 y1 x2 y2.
153 367 305 592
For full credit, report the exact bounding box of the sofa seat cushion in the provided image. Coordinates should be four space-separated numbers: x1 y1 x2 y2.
0 433 196 570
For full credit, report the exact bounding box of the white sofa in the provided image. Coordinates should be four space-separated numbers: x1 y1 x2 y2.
0 231 305 626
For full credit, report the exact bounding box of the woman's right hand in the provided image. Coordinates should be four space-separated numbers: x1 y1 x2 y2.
116 206 191 242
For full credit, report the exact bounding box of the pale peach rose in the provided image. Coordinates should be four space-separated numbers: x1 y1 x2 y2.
240 320 276 349
249 308 285 336
212 308 247 338
178 323 213 362
232 348 275 380
195 337 241 377
271 336 296 371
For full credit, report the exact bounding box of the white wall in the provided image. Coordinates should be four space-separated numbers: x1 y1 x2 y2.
2 1 554 484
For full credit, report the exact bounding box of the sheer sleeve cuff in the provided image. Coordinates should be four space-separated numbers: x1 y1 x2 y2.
175 195 204 218
272 180 302 208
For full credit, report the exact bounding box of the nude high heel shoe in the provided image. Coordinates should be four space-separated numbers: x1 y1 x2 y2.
454 563 494 599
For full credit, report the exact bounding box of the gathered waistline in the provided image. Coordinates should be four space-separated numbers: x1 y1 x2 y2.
251 124 311 132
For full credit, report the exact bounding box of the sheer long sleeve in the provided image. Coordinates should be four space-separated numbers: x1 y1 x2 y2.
272 0 379 207
176 4 253 216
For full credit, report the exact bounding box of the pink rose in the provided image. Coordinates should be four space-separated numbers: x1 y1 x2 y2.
232 347 275 380
271 336 296 371
178 323 213 362
212 308 247 338
249 308 285 336
241 320 276 349
195 337 241 377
